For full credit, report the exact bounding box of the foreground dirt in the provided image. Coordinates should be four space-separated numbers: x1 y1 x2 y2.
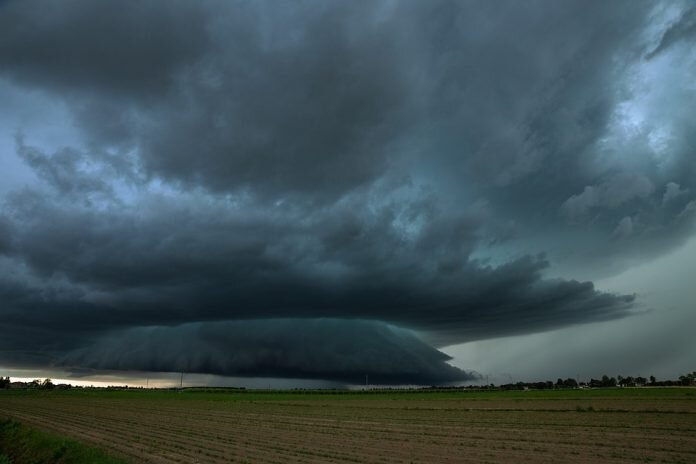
1 391 695 463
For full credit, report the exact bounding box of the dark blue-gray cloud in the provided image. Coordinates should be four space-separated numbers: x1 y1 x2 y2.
61 320 473 385
0 0 694 383
647 7 696 59
0 179 634 341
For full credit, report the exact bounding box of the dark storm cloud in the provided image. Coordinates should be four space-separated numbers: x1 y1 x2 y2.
647 7 696 59
0 180 634 344
561 173 656 223
1 0 414 196
0 0 694 382
139 3 414 197
0 0 661 202
0 216 10 255
0 0 210 98
61 320 473 385
15 137 114 199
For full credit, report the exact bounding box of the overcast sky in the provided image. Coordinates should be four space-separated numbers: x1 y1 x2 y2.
1 0 695 386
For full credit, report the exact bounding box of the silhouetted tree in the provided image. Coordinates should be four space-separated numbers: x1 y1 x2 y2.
563 378 578 388
40 378 54 390
601 375 617 387
679 372 695 386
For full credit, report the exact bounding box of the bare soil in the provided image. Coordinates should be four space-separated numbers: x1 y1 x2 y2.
1 390 695 463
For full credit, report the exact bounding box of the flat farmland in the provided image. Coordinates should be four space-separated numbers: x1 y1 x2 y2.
1 388 695 463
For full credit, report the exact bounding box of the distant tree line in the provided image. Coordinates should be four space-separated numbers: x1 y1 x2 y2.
0 378 59 390
1 372 695 390
462 371 696 390
24 378 56 389
492 372 696 390
678 371 696 386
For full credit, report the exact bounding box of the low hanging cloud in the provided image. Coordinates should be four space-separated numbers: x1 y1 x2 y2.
61 320 474 385
0 185 636 344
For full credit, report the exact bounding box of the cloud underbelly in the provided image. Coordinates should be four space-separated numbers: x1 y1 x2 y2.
60 319 474 385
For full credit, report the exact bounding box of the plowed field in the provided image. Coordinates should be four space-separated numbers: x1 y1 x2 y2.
1 388 695 463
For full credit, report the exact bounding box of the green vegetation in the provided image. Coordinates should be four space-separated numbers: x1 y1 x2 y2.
1 385 693 403
0 419 125 464
679 371 696 385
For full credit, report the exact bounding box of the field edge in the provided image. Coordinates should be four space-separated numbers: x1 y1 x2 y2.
0 418 126 464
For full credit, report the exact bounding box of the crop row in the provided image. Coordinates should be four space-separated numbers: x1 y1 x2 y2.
2 395 695 463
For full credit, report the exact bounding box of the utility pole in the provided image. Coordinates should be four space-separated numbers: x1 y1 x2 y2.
180 372 183 390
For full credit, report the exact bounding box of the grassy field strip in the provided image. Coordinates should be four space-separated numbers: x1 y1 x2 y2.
29 394 696 421
260 398 696 413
